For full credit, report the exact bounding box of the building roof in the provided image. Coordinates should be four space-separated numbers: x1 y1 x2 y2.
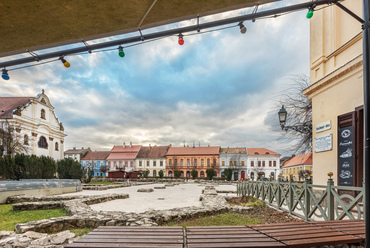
282 153 312 168
81 150 110 161
220 147 246 154
247 148 279 155
167 146 220 156
64 147 91 155
106 145 141 160
0 97 32 119
137 145 170 158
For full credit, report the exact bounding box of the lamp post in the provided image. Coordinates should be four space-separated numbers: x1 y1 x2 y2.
278 105 312 134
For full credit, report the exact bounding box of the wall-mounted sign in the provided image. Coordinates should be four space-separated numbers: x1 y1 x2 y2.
338 126 354 186
316 120 331 133
315 133 332 153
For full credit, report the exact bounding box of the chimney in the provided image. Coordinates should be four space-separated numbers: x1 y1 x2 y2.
149 144 151 148
292 154 295 157
130 142 132 147
123 142 126 148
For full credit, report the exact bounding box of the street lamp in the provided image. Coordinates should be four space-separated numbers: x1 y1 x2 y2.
278 105 312 134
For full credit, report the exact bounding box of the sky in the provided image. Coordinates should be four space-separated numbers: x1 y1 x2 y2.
0 0 311 156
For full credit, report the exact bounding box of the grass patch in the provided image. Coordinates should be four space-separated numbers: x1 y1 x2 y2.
167 213 260 228
0 204 68 231
69 228 93 236
88 181 121 185
227 196 266 208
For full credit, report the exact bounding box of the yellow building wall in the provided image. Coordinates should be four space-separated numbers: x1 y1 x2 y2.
306 1 363 186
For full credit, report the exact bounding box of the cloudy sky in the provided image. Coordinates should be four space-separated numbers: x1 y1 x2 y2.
0 0 310 156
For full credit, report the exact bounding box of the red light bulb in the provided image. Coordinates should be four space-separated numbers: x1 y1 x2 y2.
178 34 184 45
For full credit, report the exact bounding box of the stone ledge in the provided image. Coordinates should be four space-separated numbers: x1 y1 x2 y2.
137 188 154 192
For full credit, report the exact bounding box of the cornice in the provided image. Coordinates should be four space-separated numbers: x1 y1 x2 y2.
304 54 363 97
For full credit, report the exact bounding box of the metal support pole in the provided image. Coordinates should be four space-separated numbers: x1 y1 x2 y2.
363 0 370 247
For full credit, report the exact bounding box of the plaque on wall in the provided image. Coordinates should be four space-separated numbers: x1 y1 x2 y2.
316 120 331 133
338 126 354 186
315 133 332 153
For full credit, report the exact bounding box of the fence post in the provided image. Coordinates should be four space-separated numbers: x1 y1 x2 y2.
268 181 272 205
277 177 281 209
304 180 310 221
252 180 255 197
327 178 334 220
289 177 293 214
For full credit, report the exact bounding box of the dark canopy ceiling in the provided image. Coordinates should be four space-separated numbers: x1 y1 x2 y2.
0 0 277 58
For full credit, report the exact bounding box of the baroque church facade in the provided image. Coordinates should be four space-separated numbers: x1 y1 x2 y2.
0 90 66 160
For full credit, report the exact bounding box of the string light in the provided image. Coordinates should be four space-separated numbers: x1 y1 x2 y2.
238 22 247 34
60 57 70 68
118 46 125 57
178 34 184 45
1 69 9 80
306 4 316 19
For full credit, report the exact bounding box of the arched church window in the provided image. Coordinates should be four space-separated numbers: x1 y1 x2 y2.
38 136 48 148
24 134 29 145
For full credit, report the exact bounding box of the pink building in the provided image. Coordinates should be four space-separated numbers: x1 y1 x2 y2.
106 142 141 172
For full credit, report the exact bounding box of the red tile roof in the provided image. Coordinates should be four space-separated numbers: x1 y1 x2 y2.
0 97 32 119
166 146 220 156
220 147 246 154
81 150 110 161
283 153 312 168
106 145 141 160
247 148 279 155
137 145 170 158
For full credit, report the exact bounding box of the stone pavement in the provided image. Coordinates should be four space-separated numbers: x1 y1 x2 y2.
61 183 236 213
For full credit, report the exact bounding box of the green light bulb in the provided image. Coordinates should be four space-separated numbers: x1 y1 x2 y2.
306 10 313 19
119 49 125 58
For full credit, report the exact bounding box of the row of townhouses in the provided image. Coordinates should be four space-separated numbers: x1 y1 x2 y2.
64 143 281 180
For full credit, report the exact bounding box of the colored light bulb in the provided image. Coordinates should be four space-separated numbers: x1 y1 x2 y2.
178 34 184 45
1 69 9 80
61 58 70 68
306 9 314 19
118 47 125 57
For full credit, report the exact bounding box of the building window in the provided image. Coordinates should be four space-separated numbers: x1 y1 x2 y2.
38 136 48 149
241 161 245 166
41 109 46 119
207 159 210 167
262 161 265 167
153 161 156 167
147 161 150 167
55 142 59 151
201 159 204 167
160 161 163 167
181 160 183 166
139 161 142 167
174 159 178 166
187 159 190 166
24 134 29 145
229 161 232 166
251 161 254 167
153 170 157 177
169 160 172 166
269 161 272 167
273 161 276 167
200 171 204 177
222 161 225 166
234 161 237 166
125 161 128 167
194 159 197 167
258 161 261 167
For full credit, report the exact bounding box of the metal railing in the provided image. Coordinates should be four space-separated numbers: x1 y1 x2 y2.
237 179 364 221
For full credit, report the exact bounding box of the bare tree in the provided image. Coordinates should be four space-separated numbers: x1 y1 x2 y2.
269 74 312 154
0 119 29 156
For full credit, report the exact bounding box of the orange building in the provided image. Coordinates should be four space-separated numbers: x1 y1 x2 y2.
166 146 220 178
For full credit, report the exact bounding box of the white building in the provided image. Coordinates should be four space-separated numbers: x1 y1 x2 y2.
64 147 91 162
0 90 66 160
219 147 248 180
135 145 170 177
246 148 280 180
